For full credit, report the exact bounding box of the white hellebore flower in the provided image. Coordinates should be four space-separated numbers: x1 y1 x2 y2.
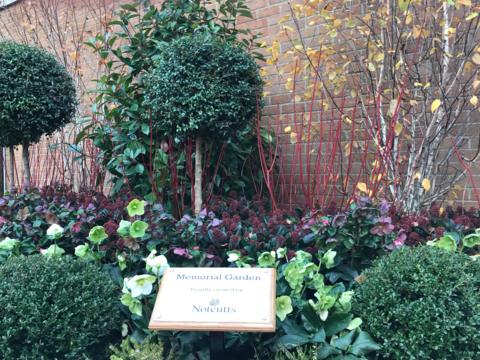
125 274 157 298
46 224 64 240
227 251 240 263
144 250 169 276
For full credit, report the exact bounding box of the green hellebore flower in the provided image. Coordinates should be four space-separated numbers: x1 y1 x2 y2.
74 244 90 259
129 220 149 239
117 253 127 271
258 251 276 267
41 244 65 258
125 274 156 297
117 220 132 237
275 295 293 321
301 262 318 278
322 249 337 269
294 250 312 263
432 235 457 251
88 225 108 245
144 250 169 276
284 262 303 293
227 251 241 263
121 293 142 316
463 233 480 248
127 199 146 217
276 247 287 259
46 224 64 240
335 290 354 313
0 237 20 251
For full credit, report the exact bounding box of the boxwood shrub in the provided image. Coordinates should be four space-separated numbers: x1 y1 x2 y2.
352 246 480 359
0 255 121 359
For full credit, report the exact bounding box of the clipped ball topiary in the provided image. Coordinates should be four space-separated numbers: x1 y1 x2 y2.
0 41 76 146
0 41 76 186
144 33 262 140
0 255 121 359
144 33 262 214
352 246 480 359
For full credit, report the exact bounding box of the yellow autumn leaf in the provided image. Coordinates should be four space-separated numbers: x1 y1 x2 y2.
472 53 480 65
394 122 403 136
457 0 472 6
356 182 368 193
290 132 297 144
470 95 478 107
284 126 292 133
279 15 290 24
367 62 376 72
422 178 431 192
431 99 442 113
374 52 385 62
466 12 479 21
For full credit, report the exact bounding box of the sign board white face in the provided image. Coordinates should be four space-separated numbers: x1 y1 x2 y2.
149 267 276 332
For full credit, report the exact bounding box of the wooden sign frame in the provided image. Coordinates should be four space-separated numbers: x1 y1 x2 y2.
148 267 276 332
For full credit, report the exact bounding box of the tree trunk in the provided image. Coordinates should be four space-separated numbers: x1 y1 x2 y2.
22 142 31 189
9 146 15 192
194 136 203 215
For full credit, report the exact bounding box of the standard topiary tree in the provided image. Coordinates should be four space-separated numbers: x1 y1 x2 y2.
0 41 76 189
352 246 480 359
144 33 262 214
0 255 121 359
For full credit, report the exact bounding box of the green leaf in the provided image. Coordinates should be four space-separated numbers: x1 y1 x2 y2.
301 303 322 329
312 328 326 343
398 0 409 12
331 330 356 351
324 313 353 337
281 318 309 337
276 335 310 349
317 344 342 359
350 331 381 356
347 317 363 330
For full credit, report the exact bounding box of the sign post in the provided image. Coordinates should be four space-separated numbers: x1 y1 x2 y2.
148 267 276 359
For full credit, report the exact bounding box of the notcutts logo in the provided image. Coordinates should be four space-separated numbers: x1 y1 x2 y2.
192 298 236 313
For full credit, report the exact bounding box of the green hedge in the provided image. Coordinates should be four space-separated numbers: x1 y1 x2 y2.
0 255 121 359
353 246 480 359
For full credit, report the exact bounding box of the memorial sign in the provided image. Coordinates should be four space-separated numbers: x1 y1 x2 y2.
148 267 276 332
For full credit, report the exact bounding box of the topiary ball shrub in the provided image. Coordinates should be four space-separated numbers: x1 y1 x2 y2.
144 33 263 140
0 255 121 359
0 41 76 146
352 246 480 359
